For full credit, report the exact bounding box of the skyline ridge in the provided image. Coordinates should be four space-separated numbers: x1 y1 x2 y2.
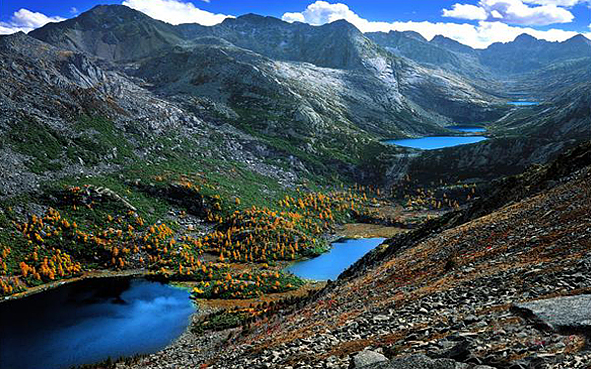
1 0 590 48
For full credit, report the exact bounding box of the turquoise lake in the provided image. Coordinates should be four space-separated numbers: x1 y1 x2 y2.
447 125 486 133
286 238 386 280
383 136 487 150
0 278 195 369
508 101 538 106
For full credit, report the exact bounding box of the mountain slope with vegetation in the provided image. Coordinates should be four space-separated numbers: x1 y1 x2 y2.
159 142 591 369
0 4 590 369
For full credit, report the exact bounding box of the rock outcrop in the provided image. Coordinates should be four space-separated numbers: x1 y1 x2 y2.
512 295 591 336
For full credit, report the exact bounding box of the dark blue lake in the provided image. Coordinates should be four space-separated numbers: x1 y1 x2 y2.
447 125 486 133
508 101 538 106
0 278 195 369
383 136 487 150
286 238 385 281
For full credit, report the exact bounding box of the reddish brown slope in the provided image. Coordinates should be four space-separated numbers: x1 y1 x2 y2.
209 143 591 369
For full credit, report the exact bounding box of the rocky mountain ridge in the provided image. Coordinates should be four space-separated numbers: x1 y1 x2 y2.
0 4 537 199
29 5 504 137
367 30 591 80
1 4 588 197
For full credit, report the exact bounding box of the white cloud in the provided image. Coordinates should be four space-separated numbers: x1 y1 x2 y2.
443 0 574 26
0 8 65 34
70 7 79 14
121 0 232 26
282 1 370 28
524 0 589 6
442 4 488 20
281 1 590 48
282 12 306 23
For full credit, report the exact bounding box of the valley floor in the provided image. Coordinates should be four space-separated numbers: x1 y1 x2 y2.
117 146 591 369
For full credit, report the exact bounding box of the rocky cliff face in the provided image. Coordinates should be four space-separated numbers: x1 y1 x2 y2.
366 31 489 81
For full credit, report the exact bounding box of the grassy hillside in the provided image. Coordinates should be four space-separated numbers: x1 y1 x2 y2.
187 142 591 369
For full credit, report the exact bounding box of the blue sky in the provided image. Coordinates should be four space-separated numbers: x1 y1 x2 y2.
1 0 590 48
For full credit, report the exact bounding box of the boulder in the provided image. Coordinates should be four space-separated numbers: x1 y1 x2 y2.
365 354 466 369
427 338 471 361
352 349 388 368
512 294 591 335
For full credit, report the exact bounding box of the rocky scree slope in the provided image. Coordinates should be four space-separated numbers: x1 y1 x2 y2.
0 31 306 198
191 142 591 369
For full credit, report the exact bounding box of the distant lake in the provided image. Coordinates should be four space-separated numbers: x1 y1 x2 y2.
508 101 538 106
286 238 385 281
447 125 486 133
383 136 487 150
0 278 195 369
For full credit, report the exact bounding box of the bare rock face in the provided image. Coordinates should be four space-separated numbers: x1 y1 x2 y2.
512 294 591 336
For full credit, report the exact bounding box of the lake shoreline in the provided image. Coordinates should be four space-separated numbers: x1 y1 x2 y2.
383 135 488 150
0 222 405 368
0 269 149 304
2 221 406 302
145 227 396 365
0 276 197 369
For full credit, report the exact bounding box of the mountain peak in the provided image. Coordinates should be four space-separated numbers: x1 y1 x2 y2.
322 19 361 34
563 34 591 45
83 4 148 19
227 13 286 26
513 33 538 43
29 4 182 61
327 19 355 27
399 30 427 42
430 34 474 53
236 13 265 21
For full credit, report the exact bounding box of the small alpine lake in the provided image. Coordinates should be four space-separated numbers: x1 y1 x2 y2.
0 277 195 369
508 101 538 106
383 136 488 150
286 238 386 281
